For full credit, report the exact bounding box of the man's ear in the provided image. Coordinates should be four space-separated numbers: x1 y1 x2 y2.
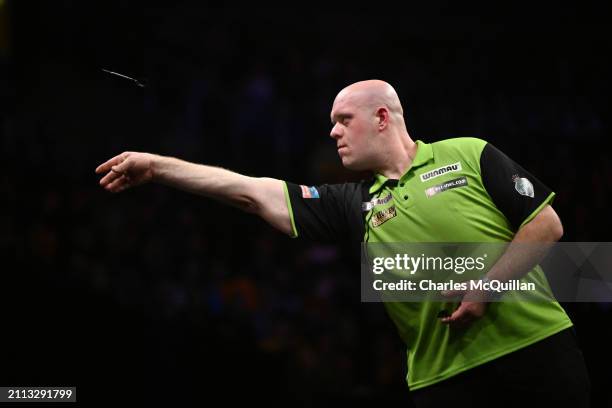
376 107 389 131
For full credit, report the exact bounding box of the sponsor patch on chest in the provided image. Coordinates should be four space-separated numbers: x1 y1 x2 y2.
419 162 462 182
361 194 393 212
425 176 468 197
371 205 397 227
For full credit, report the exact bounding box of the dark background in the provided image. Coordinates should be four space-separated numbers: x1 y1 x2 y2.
1 2 610 406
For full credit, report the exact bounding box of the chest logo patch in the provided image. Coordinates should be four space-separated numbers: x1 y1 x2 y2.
419 162 462 182
361 194 393 212
371 205 397 228
512 175 534 198
425 176 468 197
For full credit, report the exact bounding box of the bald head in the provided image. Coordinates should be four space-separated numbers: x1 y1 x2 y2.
334 80 404 117
329 79 413 173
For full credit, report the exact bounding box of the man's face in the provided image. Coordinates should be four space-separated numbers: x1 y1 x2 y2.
329 94 377 171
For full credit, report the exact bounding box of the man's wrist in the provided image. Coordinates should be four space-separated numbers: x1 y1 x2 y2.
150 154 169 183
478 276 504 301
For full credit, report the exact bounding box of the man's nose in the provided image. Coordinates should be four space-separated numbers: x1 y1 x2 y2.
330 124 342 139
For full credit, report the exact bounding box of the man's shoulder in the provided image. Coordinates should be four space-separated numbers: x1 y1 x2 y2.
430 137 489 161
312 178 372 198
431 137 488 149
319 177 373 188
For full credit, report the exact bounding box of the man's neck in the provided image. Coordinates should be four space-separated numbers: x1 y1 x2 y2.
375 133 417 180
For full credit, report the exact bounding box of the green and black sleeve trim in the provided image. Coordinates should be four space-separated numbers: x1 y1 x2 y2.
283 181 371 243
480 143 555 231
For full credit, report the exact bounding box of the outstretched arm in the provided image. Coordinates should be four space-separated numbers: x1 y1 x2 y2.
95 152 293 236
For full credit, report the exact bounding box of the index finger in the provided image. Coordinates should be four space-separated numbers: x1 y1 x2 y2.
95 153 126 174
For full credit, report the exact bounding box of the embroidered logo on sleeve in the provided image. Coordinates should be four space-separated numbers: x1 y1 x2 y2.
371 206 397 227
419 162 462 182
512 175 534 198
300 185 320 198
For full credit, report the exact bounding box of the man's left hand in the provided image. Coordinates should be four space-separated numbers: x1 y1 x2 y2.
439 286 491 328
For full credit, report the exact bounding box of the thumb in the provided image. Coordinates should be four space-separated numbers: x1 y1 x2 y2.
441 303 467 324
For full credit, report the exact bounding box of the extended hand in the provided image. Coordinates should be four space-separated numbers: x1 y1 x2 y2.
96 152 156 193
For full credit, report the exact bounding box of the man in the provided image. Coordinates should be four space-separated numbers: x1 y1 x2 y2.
96 80 590 407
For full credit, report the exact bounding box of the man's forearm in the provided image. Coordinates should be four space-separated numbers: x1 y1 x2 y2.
485 205 563 283
96 151 292 235
441 205 563 324
149 155 292 234
152 156 259 212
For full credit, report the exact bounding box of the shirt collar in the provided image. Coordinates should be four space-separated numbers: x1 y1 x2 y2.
368 140 434 194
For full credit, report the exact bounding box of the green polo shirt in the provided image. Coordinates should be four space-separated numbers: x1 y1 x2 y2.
283 137 572 390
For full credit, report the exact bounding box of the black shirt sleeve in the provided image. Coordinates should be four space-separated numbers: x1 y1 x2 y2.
480 143 555 231
284 181 367 243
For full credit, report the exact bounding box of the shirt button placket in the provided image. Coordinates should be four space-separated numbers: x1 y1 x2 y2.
399 181 408 200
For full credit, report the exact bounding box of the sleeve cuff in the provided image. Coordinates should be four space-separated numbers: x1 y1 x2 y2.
519 191 556 229
282 181 298 238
